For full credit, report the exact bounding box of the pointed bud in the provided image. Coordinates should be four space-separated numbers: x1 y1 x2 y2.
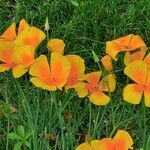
92 50 99 63
45 17 50 32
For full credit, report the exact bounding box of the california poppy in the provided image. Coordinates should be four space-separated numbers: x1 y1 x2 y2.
29 52 71 91
101 55 113 72
106 34 147 60
75 72 116 105
123 60 150 107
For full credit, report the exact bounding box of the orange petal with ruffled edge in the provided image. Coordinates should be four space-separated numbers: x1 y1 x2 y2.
76 142 91 150
13 45 35 66
123 84 143 104
100 74 116 92
124 50 146 66
18 19 30 34
128 35 147 51
29 55 55 90
65 55 85 89
74 82 88 98
0 64 11 72
47 39 65 55
124 60 147 86
15 26 45 48
97 138 115 150
113 130 133 150
89 90 110 105
1 23 16 41
85 71 101 87
50 52 71 89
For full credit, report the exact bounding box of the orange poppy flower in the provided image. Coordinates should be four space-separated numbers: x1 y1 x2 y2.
65 55 85 90
123 60 150 107
76 130 133 150
106 34 147 60
29 52 71 91
0 19 46 78
75 72 116 105
47 39 65 55
101 55 113 72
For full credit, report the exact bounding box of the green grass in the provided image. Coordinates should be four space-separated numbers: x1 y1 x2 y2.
1 0 150 149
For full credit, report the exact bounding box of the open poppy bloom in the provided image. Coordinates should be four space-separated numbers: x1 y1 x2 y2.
101 55 113 72
65 55 85 90
106 34 147 60
29 52 71 91
76 130 133 150
75 71 116 105
123 60 150 107
0 19 45 78
47 39 65 55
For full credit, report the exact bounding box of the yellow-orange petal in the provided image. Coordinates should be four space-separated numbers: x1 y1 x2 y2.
101 55 113 72
76 143 91 150
12 65 28 78
15 26 45 48
114 130 133 150
30 77 56 91
85 71 101 87
1 23 16 41
144 86 150 107
123 84 143 104
106 41 121 60
47 39 65 55
18 19 30 34
89 91 110 105
128 35 148 51
65 55 85 87
90 140 105 150
144 54 150 68
124 50 146 66
13 45 35 66
75 82 88 98
0 64 10 72
124 60 147 85
97 138 115 150
100 74 116 92
50 52 71 89
29 55 51 84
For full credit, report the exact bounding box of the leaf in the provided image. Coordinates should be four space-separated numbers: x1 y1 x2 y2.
70 0 79 6
17 125 25 137
25 132 32 139
8 133 22 140
24 141 31 148
14 142 22 150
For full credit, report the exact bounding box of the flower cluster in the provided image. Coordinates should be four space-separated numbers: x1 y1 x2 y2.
1 19 149 149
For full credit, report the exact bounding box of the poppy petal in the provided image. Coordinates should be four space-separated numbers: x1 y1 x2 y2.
50 52 71 89
1 23 16 41
76 143 91 150
30 77 56 91
89 91 110 105
144 54 150 68
65 55 85 88
75 82 88 98
15 26 45 47
124 60 147 85
97 138 115 150
18 19 30 34
12 65 28 78
0 64 10 72
47 39 65 54
123 84 143 104
29 55 51 84
113 130 133 150
85 71 101 86
100 74 116 92
144 86 150 107
13 45 35 66
101 55 113 72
